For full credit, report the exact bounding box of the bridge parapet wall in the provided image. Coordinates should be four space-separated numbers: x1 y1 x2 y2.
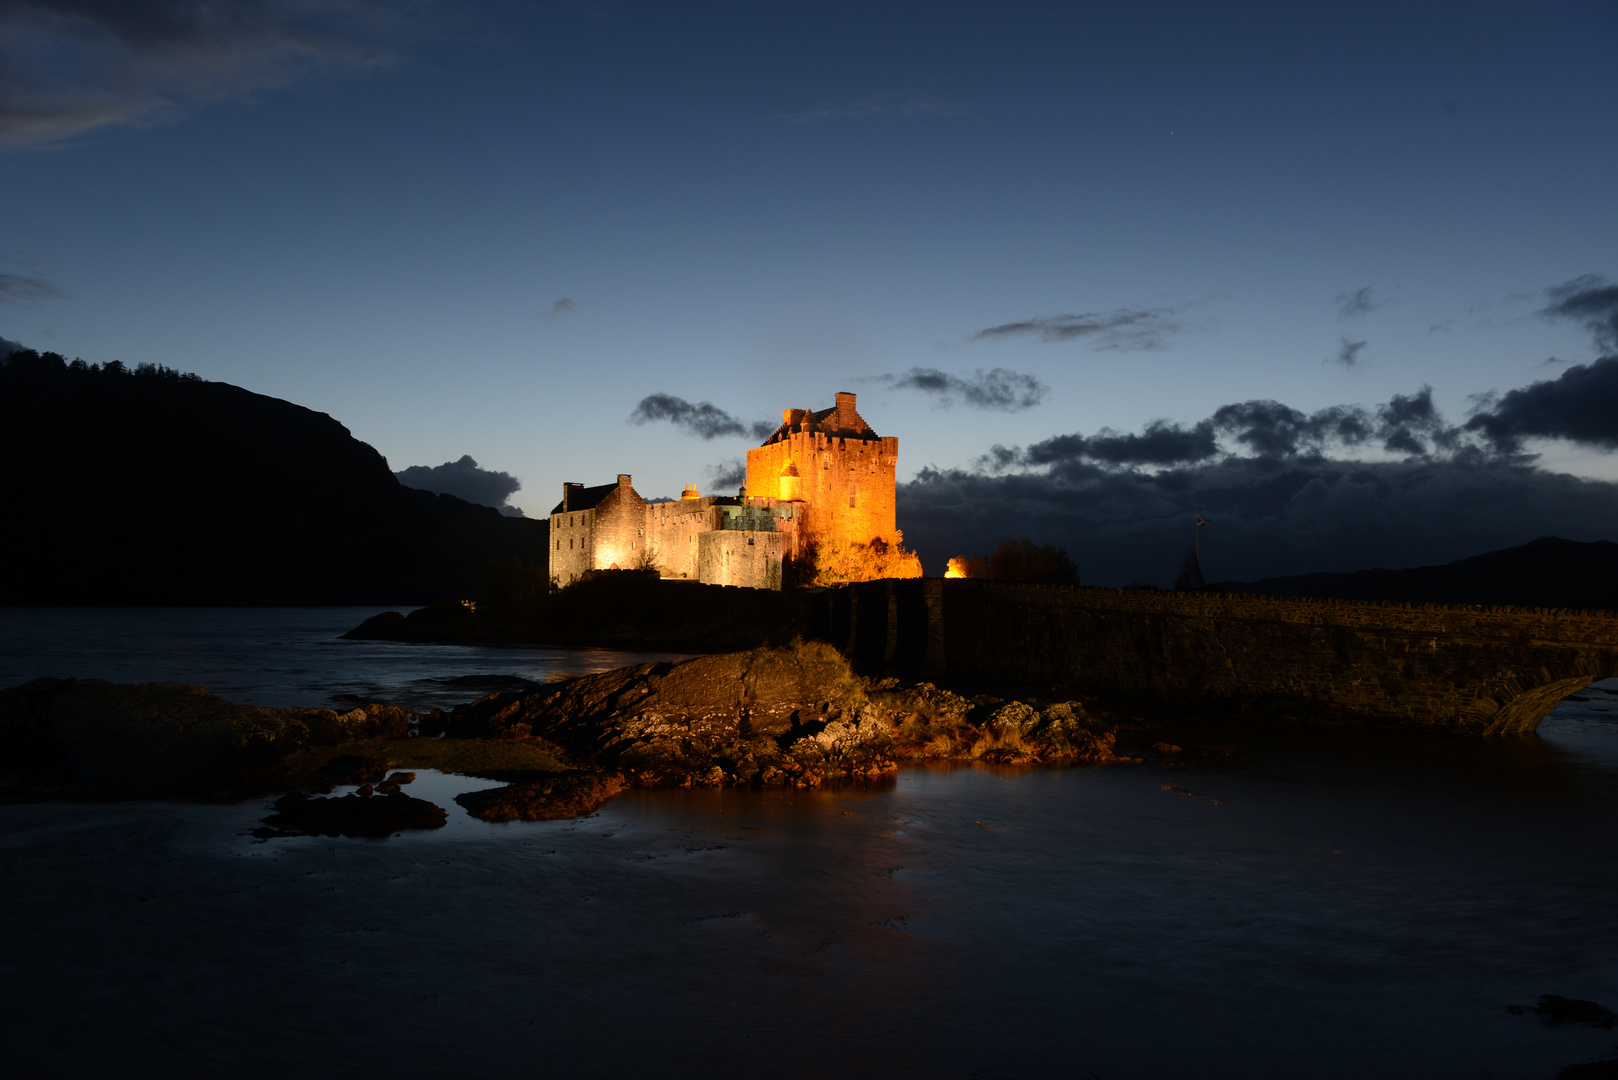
831 580 1618 734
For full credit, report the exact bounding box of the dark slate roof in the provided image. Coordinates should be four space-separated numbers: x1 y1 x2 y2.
549 482 619 515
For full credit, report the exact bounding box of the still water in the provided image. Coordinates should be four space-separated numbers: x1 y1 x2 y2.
3 609 1618 1079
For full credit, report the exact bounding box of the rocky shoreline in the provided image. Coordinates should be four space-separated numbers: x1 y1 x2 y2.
0 641 1126 837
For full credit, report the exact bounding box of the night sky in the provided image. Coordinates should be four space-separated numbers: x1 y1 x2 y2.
4 1 1616 583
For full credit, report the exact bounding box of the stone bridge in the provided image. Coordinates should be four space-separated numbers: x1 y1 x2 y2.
823 579 1618 735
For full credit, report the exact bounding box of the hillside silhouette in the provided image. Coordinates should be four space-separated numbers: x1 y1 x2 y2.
1224 536 1618 611
0 350 547 604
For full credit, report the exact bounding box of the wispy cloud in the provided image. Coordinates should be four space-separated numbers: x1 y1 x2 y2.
705 458 746 490
969 301 1202 352
1328 336 1368 367
1541 274 1618 353
870 367 1047 412
628 393 775 441
0 266 64 305
0 1 410 148
778 90 969 125
541 297 578 322
1334 286 1386 319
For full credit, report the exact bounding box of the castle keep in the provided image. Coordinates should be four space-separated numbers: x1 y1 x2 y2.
549 391 896 590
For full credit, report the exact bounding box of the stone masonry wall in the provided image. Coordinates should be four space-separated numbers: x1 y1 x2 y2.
746 432 897 551
698 531 784 590
829 579 1618 734
645 498 723 579
549 508 596 586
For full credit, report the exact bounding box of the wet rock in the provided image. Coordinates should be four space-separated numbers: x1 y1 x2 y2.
453 771 626 822
384 771 415 786
444 642 889 786
0 678 426 798
1152 742 1184 755
318 753 392 786
254 791 447 838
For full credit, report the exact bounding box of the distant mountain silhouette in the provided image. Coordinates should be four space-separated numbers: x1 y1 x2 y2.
1223 536 1618 611
0 350 547 604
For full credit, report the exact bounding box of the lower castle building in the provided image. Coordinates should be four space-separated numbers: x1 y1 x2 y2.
549 391 895 591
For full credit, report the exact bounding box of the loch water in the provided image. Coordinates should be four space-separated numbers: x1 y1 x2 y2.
3 608 1618 1079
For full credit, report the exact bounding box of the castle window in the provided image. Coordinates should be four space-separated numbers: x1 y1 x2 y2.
568 538 573 549
849 491 857 508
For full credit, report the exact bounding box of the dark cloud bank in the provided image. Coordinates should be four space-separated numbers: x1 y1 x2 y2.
904 276 1618 584
396 455 524 516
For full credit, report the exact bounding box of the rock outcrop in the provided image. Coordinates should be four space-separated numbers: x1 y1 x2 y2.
254 790 447 838
0 678 420 797
446 641 892 786
454 771 626 822
445 642 1121 787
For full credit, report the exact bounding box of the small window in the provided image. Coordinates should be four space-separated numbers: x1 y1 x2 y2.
849 492 856 508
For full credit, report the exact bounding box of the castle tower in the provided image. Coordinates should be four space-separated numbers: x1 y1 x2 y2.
745 391 897 555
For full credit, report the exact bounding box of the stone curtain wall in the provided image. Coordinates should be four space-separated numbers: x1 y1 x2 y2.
646 498 721 579
698 531 785 590
830 579 1618 734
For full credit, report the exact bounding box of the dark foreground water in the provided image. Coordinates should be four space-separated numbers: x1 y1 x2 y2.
3 609 1618 1079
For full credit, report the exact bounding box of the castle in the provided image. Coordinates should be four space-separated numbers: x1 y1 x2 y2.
549 391 898 590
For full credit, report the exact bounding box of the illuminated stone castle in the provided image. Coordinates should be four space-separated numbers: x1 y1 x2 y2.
549 391 897 590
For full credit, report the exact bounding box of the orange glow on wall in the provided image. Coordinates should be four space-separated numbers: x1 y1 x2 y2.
945 557 970 579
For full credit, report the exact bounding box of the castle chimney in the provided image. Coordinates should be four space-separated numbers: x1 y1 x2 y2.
617 473 632 488
562 482 582 511
834 391 857 430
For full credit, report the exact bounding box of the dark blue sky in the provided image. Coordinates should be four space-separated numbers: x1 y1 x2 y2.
4 2 1616 581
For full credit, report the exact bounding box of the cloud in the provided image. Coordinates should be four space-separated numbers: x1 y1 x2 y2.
778 90 968 124
540 297 577 322
903 384 1565 584
985 386 1460 472
1466 355 1618 454
900 453 1618 587
1328 336 1368 367
628 393 775 441
396 454 524 516
969 303 1199 352
872 367 1047 412
0 268 64 305
1541 274 1618 353
0 0 407 148
1334 287 1384 319
705 458 746 490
